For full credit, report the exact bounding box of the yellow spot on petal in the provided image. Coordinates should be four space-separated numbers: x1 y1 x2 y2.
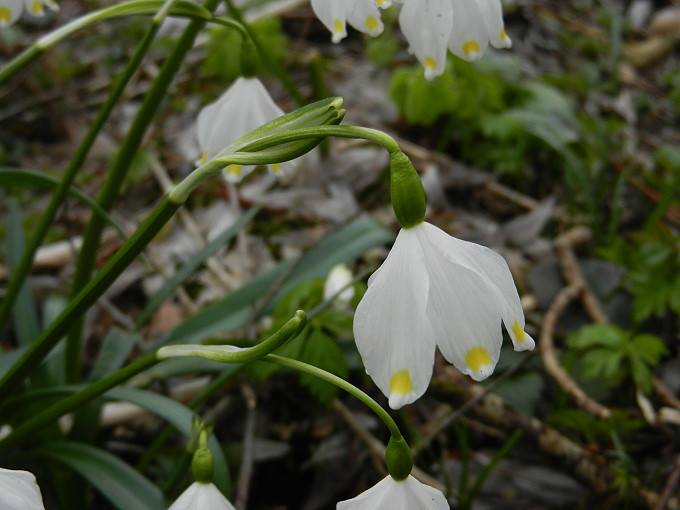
226 164 242 177
500 28 508 41
271 163 281 174
465 346 491 372
424 57 437 71
390 370 413 395
375 0 386 5
462 40 480 57
32 0 44 14
333 19 343 34
513 319 526 343
198 153 207 164
366 15 379 32
0 7 11 23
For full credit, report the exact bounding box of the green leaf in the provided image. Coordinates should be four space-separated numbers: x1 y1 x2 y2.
160 216 393 346
5 198 40 347
581 348 624 384
136 204 261 328
631 334 667 368
105 387 231 497
0 168 129 242
567 324 626 350
389 66 459 125
32 441 164 510
88 328 139 381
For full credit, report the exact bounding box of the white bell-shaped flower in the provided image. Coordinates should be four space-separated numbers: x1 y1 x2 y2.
337 475 448 509
399 0 453 80
311 0 384 43
353 221 535 409
0 0 23 26
0 467 46 510
168 482 236 510
196 77 291 183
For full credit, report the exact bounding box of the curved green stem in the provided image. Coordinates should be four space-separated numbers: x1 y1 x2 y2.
157 310 308 363
264 354 403 440
0 353 160 454
65 0 222 383
0 197 181 399
0 0 173 335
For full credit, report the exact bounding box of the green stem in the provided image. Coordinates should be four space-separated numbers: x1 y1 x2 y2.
264 354 403 440
0 3 167 336
224 0 304 106
65 0 222 383
0 197 181 399
0 353 160 454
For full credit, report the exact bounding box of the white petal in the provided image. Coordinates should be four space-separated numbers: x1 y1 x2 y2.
353 229 436 409
311 0 348 43
337 475 448 509
22 0 43 16
399 0 453 80
169 482 236 510
0 468 46 510
448 0 489 61
347 0 384 38
196 77 285 163
324 264 355 303
417 222 534 353
475 0 511 48
374 0 391 8
0 0 22 26
413 223 508 380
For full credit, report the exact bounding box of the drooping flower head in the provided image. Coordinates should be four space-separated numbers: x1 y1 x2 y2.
310 0 512 80
0 467 46 510
337 475 448 509
311 0 386 43
196 77 292 182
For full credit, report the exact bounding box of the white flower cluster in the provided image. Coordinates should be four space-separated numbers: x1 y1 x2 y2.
0 0 58 28
310 0 511 80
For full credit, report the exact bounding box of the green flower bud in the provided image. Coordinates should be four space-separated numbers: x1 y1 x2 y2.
192 446 215 484
389 151 426 229
385 435 414 481
240 36 259 78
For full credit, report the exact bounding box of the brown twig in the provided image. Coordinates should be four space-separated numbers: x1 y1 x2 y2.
654 453 680 510
540 227 612 419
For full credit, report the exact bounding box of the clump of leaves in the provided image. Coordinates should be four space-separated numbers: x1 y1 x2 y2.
567 324 667 393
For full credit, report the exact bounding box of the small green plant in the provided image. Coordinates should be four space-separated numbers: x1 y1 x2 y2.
567 324 667 392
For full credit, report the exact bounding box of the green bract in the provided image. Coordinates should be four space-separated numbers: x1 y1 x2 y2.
389 151 426 229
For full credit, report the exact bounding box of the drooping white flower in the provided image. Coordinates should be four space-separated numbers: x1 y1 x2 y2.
196 77 292 183
399 0 453 80
324 264 355 304
337 475 448 509
353 221 534 409
168 481 236 510
311 0 384 43
0 467 46 510
0 0 58 26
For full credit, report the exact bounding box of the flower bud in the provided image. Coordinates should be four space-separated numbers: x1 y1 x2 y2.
191 431 214 484
385 435 413 481
389 151 426 229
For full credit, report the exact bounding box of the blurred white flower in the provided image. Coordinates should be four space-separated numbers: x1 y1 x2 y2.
0 467 46 510
337 475 448 509
311 0 511 80
168 482 235 510
353 221 534 409
196 77 292 183
324 264 355 304
0 0 58 27
311 0 385 43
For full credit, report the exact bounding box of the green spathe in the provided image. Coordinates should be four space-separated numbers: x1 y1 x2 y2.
192 446 215 484
385 435 414 481
389 151 426 229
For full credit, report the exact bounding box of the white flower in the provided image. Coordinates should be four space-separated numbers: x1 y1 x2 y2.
168 482 236 510
337 475 448 509
324 264 355 304
0 467 46 510
311 0 384 43
196 77 292 183
353 221 534 409
0 0 58 27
